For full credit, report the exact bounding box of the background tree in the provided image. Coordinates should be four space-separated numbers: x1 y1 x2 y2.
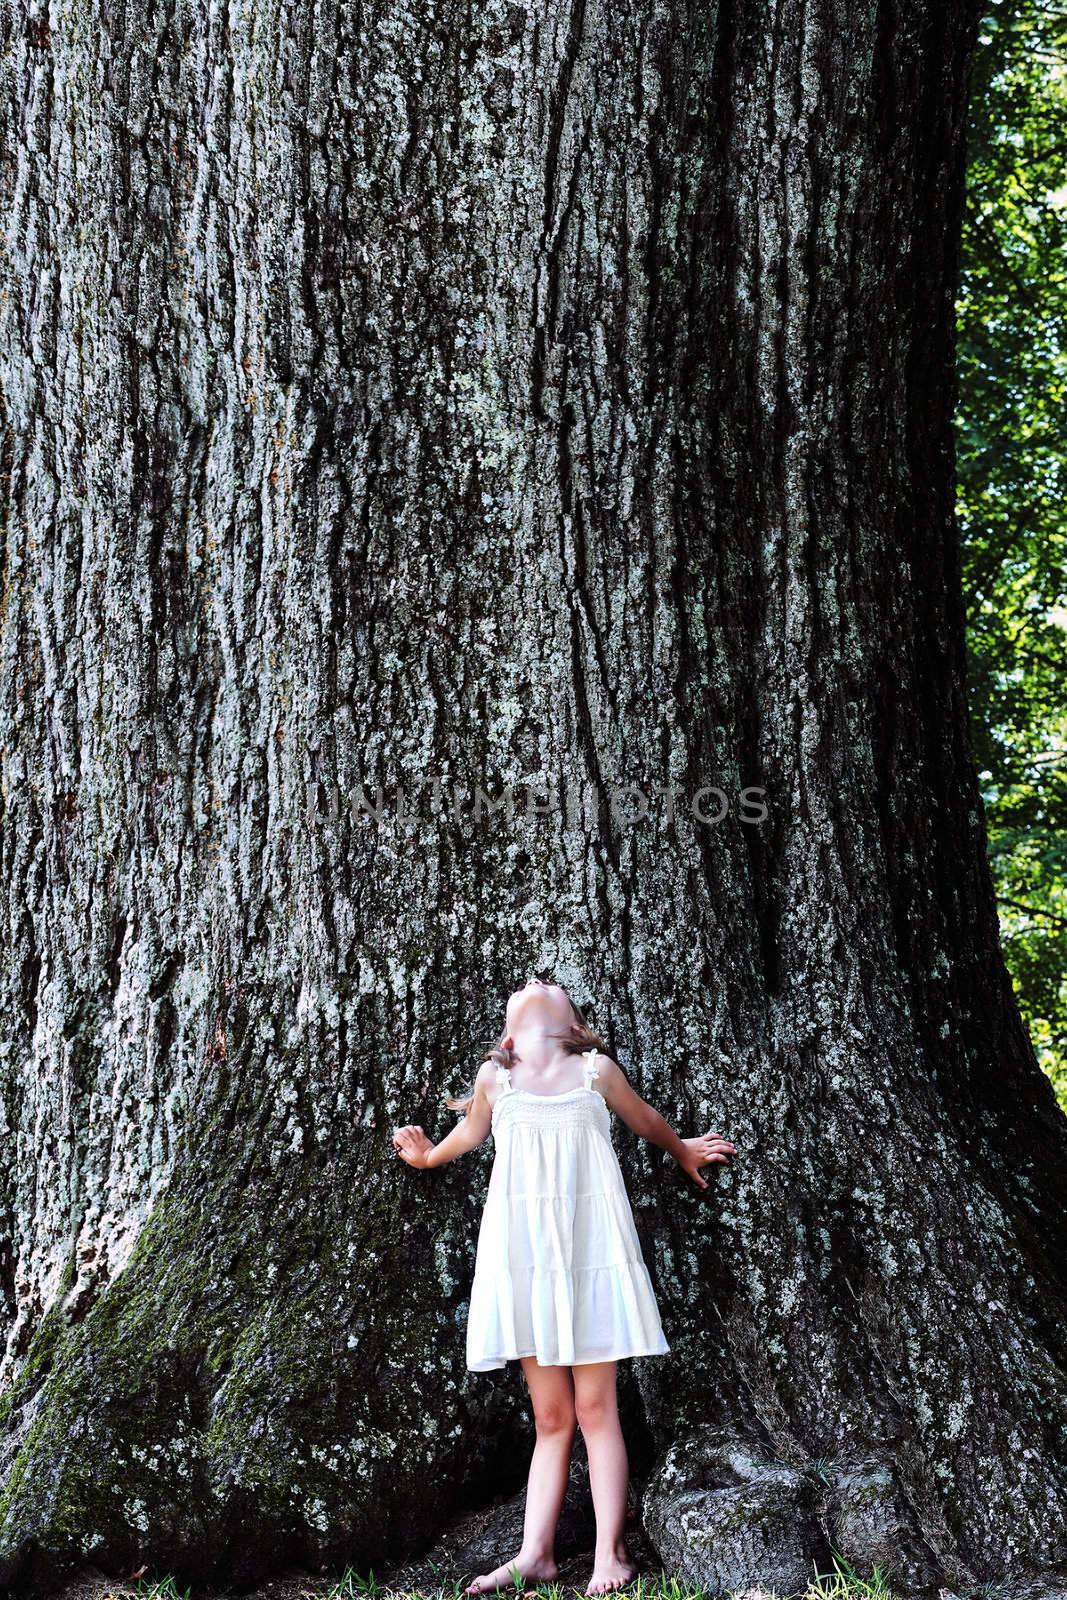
958 0 1067 1106
0 0 1065 1596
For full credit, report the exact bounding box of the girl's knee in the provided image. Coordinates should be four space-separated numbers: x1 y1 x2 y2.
534 1396 577 1438
574 1390 614 1434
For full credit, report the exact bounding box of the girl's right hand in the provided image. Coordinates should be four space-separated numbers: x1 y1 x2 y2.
392 1124 434 1169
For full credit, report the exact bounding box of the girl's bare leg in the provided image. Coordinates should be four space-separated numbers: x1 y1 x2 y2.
462 1357 576 1595
572 1361 637 1595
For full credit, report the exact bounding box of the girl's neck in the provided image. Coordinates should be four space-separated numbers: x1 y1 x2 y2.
509 1027 573 1076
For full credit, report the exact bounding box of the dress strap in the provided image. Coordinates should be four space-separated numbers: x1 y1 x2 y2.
582 1047 600 1090
495 1063 514 1095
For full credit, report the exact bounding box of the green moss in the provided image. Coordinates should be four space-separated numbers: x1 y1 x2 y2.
0 1246 79 1432
0 1145 485 1586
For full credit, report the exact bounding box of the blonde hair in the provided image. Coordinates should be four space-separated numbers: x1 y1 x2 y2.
444 994 610 1115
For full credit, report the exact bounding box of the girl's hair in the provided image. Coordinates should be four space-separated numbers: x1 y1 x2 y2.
444 995 610 1115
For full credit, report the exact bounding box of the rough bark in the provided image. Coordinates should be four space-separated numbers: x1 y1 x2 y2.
0 0 1065 1591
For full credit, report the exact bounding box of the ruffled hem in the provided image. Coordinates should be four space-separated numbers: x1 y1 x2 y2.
467 1343 672 1372
466 1259 671 1372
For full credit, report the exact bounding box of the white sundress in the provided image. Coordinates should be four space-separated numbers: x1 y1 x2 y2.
465 1048 672 1370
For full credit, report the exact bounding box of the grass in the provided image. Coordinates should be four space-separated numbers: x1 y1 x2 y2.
131 1581 194 1600
79 1554 901 1600
310 1553 902 1600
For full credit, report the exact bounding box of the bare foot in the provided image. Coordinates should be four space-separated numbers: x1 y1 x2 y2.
462 1551 561 1595
585 1549 637 1595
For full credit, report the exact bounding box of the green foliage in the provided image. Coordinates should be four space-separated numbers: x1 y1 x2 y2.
957 0 1067 1108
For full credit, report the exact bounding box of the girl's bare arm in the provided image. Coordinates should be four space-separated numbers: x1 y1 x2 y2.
392 1060 496 1169
592 1053 736 1190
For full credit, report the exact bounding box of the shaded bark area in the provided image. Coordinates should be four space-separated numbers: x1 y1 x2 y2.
0 0 1065 1591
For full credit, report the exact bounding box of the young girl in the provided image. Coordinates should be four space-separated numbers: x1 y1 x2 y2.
392 978 736 1597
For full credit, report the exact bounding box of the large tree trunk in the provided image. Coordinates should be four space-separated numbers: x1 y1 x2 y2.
1 0 1065 1591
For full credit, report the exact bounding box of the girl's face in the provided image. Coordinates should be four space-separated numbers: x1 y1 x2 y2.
505 977 575 1034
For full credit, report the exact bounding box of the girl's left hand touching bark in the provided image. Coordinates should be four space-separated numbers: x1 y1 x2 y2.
679 1132 737 1190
